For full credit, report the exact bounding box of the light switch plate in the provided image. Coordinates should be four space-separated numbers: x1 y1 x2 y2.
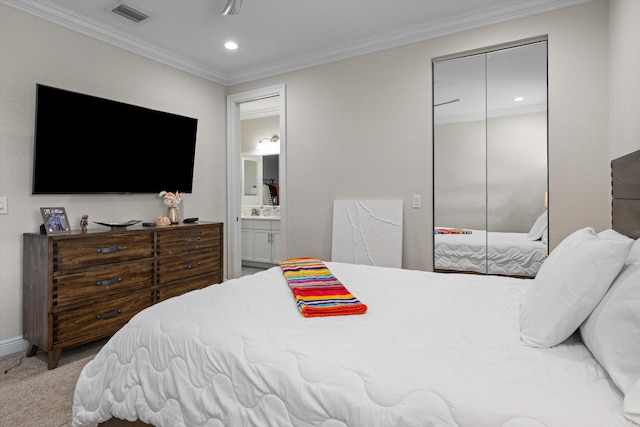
412 194 421 208
0 196 7 214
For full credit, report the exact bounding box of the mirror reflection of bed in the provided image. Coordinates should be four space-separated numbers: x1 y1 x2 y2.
433 40 548 277
434 212 547 277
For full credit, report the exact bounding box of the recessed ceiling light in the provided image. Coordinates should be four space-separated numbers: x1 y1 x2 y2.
513 96 524 102
225 41 238 50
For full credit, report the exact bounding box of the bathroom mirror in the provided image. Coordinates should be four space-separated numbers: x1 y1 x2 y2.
433 40 548 277
242 154 279 206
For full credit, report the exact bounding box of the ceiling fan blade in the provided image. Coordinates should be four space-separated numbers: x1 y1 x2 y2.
221 0 242 15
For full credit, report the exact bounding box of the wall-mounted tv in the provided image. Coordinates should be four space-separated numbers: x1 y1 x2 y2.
32 84 198 194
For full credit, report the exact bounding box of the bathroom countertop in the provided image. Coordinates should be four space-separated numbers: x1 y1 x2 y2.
241 215 280 221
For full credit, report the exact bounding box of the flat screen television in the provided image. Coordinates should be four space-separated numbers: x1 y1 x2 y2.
32 84 198 194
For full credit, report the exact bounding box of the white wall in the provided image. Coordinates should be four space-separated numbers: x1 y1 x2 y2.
608 0 640 159
434 119 487 230
0 6 227 347
229 0 611 269
241 116 279 154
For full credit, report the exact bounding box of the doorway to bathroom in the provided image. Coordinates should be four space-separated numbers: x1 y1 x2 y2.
226 85 287 279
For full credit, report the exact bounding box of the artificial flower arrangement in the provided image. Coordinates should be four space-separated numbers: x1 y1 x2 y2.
158 190 184 207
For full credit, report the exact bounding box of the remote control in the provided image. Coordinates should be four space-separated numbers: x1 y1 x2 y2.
142 222 156 227
183 217 198 223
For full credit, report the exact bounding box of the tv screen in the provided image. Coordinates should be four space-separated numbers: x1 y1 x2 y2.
32 84 198 194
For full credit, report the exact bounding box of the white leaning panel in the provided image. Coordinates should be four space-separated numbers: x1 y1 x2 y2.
331 200 403 268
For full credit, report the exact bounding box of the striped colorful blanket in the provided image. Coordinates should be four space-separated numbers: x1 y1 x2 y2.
279 258 368 318
434 227 473 235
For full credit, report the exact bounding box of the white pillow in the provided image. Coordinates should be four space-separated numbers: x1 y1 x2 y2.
520 227 633 348
624 377 640 425
598 228 632 244
527 210 547 241
580 236 640 394
628 235 640 264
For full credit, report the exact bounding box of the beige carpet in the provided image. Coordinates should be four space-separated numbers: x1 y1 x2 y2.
0 339 107 427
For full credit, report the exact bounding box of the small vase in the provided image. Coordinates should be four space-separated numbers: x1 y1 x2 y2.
167 206 180 224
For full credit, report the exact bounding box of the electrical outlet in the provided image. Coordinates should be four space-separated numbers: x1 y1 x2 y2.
412 194 421 208
0 196 7 214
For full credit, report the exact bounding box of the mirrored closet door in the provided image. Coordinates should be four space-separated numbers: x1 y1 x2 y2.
433 40 548 277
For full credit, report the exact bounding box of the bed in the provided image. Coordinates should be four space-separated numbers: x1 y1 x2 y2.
72 150 640 427
434 228 547 277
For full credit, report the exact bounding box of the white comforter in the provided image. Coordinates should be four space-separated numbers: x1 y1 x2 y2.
72 262 628 427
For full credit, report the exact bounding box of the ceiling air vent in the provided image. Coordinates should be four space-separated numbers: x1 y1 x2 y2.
111 3 149 23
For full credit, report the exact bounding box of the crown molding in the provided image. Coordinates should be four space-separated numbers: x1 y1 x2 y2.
1 0 231 84
224 0 591 85
2 0 591 86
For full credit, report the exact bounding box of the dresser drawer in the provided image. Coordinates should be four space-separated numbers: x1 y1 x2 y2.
53 261 154 310
157 251 222 284
156 225 221 256
53 232 154 271
54 290 153 347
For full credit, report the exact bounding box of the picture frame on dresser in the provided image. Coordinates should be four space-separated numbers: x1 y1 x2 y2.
40 207 70 233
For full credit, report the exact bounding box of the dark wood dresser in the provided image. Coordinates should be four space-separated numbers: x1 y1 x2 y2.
22 221 223 369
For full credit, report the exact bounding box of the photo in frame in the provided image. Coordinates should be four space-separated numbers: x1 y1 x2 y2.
40 207 71 233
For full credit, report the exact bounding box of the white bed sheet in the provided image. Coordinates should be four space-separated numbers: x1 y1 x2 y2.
72 262 628 427
435 229 547 276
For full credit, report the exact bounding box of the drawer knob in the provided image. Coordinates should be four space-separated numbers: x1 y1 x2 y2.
97 246 122 254
184 262 202 269
184 236 201 243
96 309 122 319
96 277 123 286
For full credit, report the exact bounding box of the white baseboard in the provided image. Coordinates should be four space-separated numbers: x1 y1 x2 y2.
0 336 30 358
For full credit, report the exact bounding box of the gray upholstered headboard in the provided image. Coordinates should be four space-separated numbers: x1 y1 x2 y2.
612 149 640 239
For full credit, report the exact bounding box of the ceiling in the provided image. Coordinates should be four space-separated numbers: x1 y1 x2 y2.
3 0 589 86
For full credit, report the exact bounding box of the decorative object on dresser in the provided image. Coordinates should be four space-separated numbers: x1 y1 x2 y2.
155 216 171 226
80 215 89 232
158 190 184 224
22 221 223 369
92 220 142 231
40 207 71 233
167 207 180 224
